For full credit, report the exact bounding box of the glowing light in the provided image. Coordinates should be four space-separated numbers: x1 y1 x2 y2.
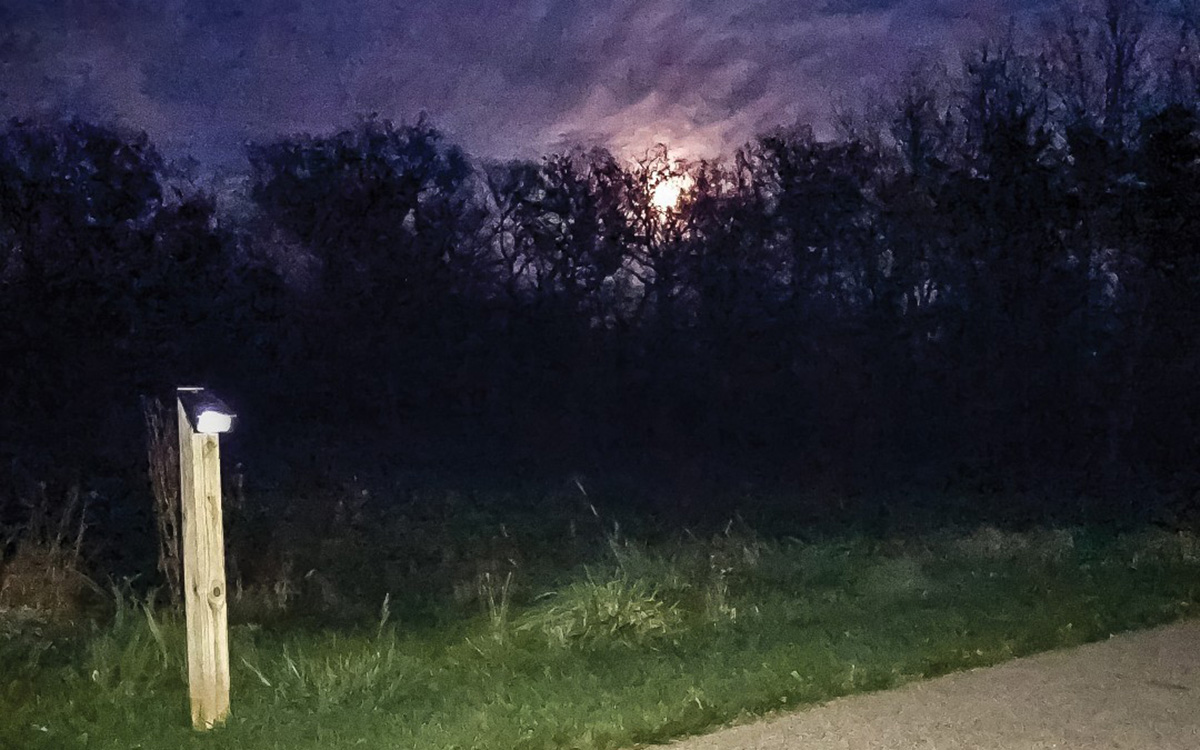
196 410 234 434
651 176 689 212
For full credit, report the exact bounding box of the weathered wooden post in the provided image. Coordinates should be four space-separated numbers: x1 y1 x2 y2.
176 386 236 730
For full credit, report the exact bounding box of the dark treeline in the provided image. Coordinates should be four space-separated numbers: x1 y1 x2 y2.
2 1 1199 544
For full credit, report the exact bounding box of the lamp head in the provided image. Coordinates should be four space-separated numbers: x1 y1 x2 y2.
177 387 236 435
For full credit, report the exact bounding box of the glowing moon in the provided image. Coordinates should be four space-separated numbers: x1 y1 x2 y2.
651 176 687 212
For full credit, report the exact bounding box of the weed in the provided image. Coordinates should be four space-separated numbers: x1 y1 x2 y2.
701 519 766 623
237 596 412 714
518 572 683 649
266 638 410 712
477 571 514 643
703 563 736 622
85 584 184 697
376 592 392 639
607 533 693 593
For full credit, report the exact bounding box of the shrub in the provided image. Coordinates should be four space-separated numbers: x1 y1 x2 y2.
0 483 92 620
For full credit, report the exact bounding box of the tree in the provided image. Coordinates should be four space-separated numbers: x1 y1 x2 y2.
1042 0 1155 147
248 118 490 426
248 116 480 304
485 148 632 323
0 118 242 473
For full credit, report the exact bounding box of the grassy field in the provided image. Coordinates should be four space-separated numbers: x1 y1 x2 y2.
1 523 1198 750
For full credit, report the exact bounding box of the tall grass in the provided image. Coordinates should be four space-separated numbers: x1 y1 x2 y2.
81 585 187 708
477 571 514 643
516 572 683 649
1 525 1197 750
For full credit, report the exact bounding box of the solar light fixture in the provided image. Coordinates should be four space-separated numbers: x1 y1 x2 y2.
177 387 236 435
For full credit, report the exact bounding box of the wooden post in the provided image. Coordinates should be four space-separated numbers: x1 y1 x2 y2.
177 396 230 729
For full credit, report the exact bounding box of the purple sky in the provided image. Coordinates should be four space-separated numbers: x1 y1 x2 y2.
0 0 1047 169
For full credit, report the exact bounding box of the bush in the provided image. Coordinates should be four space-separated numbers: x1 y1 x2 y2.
0 483 93 620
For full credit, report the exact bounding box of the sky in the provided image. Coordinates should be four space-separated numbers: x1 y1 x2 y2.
0 0 1048 171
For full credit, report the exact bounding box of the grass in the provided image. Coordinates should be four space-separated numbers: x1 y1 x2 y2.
1 523 1198 750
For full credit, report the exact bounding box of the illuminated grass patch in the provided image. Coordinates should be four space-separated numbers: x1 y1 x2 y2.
1 526 1197 750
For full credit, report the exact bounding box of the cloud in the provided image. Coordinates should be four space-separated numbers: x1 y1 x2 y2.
0 0 1037 168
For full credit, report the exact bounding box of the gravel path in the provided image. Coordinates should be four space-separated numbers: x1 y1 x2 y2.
660 618 1200 750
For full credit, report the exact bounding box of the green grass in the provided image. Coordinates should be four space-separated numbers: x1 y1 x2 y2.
1 524 1198 750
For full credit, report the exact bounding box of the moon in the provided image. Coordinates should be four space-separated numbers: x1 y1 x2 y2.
651 176 688 212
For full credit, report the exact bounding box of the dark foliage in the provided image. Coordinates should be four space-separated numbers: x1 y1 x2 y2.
2 6 1199 589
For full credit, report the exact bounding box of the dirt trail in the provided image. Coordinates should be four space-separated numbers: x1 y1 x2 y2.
660 618 1200 750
